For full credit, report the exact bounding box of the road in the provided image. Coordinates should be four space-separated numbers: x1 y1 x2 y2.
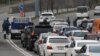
0 10 100 56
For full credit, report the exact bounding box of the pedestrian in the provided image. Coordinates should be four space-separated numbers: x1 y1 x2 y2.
66 17 70 26
2 17 10 39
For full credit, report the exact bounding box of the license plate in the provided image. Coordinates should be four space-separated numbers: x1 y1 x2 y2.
57 46 64 50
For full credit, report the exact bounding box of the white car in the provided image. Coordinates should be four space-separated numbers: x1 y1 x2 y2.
53 22 68 32
65 30 88 41
75 44 100 56
76 6 89 19
34 32 58 53
66 40 99 56
39 36 71 56
50 19 64 27
94 6 100 15
39 12 56 23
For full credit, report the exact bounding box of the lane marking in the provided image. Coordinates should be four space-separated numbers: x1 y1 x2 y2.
6 35 33 56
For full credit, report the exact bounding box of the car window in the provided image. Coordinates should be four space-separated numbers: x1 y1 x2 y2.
89 46 100 53
73 32 88 37
42 14 52 16
49 38 69 43
66 32 72 36
77 7 88 12
77 42 98 47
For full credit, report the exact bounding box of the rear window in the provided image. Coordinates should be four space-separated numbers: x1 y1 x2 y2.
42 14 52 16
73 32 88 37
89 46 100 53
13 18 29 23
77 42 98 47
49 38 69 43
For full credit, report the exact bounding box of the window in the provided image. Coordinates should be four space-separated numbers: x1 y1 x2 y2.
42 14 52 16
49 38 69 43
77 42 98 47
77 7 88 12
89 46 100 53
73 32 87 37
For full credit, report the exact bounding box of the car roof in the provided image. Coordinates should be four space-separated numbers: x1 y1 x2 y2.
75 40 98 43
70 30 88 32
86 44 100 47
41 32 59 37
41 12 53 14
95 6 100 9
48 36 67 38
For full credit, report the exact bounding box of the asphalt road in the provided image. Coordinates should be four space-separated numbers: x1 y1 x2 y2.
0 10 100 56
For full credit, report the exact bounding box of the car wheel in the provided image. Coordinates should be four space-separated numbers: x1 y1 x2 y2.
71 54 73 56
11 34 14 39
43 52 45 56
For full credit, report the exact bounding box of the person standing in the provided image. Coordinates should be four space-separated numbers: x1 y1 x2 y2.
66 17 70 26
2 17 10 39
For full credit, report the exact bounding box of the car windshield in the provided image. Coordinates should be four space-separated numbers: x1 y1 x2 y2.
89 46 100 53
73 31 87 37
77 42 98 47
49 38 69 43
54 25 62 30
77 7 88 12
42 14 52 16
63 27 78 32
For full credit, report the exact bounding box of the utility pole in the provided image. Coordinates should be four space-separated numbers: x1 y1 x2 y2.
35 0 40 17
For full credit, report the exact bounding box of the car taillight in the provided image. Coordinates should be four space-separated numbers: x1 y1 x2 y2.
47 45 53 49
38 40 42 44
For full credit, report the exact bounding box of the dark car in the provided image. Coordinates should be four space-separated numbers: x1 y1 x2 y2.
21 26 38 51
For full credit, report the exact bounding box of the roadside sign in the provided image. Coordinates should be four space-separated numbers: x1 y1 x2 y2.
18 3 25 17
18 3 24 11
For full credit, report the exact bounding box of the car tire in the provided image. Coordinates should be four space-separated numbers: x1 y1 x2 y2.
43 52 45 56
71 54 73 56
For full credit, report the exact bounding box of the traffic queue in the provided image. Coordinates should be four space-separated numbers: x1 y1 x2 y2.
2 6 100 56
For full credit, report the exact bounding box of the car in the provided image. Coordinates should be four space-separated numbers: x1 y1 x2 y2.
66 40 99 56
50 19 64 27
75 19 94 29
59 26 79 35
94 6 100 15
34 32 59 54
64 30 88 41
53 22 68 32
39 12 56 24
21 26 38 51
74 44 100 56
76 6 89 19
39 36 71 56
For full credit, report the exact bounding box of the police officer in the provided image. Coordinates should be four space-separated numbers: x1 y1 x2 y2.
2 17 10 39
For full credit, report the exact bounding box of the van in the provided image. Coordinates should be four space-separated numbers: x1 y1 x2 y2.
76 6 89 19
